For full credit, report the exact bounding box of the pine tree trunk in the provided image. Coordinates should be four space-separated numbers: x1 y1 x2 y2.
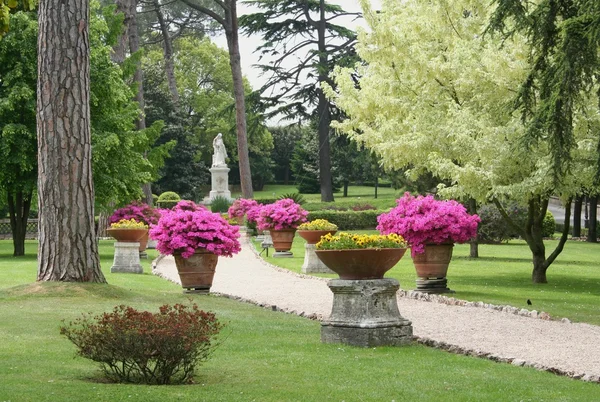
587 195 597 242
226 1 253 199
154 0 180 105
111 0 130 63
573 195 582 237
531 251 548 283
37 0 106 283
317 0 334 202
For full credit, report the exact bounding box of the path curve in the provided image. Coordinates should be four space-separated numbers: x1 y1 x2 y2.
153 236 600 382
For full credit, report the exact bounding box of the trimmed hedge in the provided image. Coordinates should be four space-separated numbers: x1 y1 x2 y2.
307 210 383 230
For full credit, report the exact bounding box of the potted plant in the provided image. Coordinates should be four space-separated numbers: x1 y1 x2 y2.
106 219 149 243
256 198 308 254
149 200 241 293
377 192 480 292
109 201 161 252
227 198 259 226
296 219 338 244
315 232 408 280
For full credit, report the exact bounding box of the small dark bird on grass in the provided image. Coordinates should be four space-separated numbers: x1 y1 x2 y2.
527 299 532 306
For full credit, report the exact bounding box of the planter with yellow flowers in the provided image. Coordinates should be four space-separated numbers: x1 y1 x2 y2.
296 219 338 274
316 232 413 347
106 219 148 274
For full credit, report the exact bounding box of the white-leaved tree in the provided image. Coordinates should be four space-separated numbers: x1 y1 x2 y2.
325 0 600 283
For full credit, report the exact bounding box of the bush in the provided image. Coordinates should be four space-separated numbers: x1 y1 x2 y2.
157 191 181 209
297 178 320 194
477 204 516 243
307 210 383 230
351 203 376 211
152 194 159 205
210 195 232 213
277 192 306 205
60 303 223 385
543 210 555 238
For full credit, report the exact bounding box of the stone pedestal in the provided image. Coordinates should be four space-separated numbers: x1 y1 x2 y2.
146 239 157 249
321 279 412 347
208 166 231 201
302 243 334 274
111 242 143 274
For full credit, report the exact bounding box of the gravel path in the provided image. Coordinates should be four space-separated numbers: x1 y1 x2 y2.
152 236 600 382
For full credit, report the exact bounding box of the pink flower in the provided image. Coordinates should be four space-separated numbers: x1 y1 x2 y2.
109 201 161 226
256 198 308 230
377 192 480 256
228 199 259 219
149 201 241 258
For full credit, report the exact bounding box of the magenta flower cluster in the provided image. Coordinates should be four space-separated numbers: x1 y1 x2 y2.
245 204 262 223
377 192 480 256
228 198 259 219
109 201 161 226
149 201 241 259
257 198 308 230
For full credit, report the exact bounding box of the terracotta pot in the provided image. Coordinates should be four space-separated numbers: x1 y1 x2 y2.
138 231 149 252
269 229 296 252
412 243 454 278
315 248 407 280
106 228 148 243
297 230 337 245
173 249 218 293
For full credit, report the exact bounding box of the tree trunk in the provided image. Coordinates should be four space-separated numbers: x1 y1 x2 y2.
531 250 548 283
225 1 253 199
97 212 109 238
111 0 130 64
154 0 180 105
343 181 348 197
587 194 597 242
7 190 32 257
317 0 334 202
467 198 479 258
37 0 106 283
573 195 582 237
374 176 378 199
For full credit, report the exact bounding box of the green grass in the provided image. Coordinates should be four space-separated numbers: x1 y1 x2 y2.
0 240 598 401
236 184 400 210
259 234 600 326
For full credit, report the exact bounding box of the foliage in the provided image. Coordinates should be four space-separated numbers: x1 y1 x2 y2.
297 219 338 231
209 195 231 213
59 303 222 385
109 219 148 229
351 203 376 211
377 193 480 256
156 191 181 209
277 192 305 205
477 204 522 243
316 232 406 250
269 125 303 183
307 210 381 230
0 0 36 35
256 198 308 230
150 201 240 258
228 198 259 219
108 201 160 226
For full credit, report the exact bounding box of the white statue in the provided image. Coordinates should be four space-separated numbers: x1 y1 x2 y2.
212 133 228 167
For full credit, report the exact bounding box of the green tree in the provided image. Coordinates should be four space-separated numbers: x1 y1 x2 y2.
0 0 35 35
327 0 600 283
270 125 303 184
240 0 359 202
0 11 37 256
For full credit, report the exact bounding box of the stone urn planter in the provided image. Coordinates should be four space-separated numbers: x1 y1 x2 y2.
411 243 454 293
315 248 406 280
106 228 148 243
174 249 219 294
297 230 337 245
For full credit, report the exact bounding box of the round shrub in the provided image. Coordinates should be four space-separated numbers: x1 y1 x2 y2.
543 210 556 238
60 303 223 385
157 191 181 209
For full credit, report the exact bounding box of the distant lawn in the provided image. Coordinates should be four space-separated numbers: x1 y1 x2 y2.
1 240 599 400
234 184 400 210
258 234 600 326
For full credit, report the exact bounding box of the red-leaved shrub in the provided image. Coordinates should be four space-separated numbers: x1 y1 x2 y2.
60 303 223 385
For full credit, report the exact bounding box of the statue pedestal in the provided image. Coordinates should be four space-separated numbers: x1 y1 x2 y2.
321 279 412 347
207 166 232 201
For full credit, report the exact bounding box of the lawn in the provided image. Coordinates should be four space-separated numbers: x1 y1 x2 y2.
259 234 600 326
0 239 598 401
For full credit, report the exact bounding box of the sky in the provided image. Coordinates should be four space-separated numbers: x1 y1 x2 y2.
211 0 381 109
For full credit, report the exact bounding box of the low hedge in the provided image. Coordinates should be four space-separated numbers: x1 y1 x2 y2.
306 210 383 230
